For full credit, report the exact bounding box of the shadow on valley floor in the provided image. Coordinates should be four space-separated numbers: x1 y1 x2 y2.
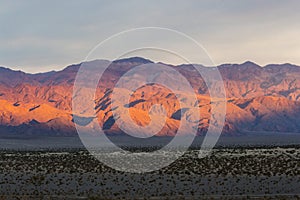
0 133 300 151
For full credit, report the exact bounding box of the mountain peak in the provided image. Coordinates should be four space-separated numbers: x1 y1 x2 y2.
241 61 261 67
113 57 154 64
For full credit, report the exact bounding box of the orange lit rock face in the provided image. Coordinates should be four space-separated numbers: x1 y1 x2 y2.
1 58 300 136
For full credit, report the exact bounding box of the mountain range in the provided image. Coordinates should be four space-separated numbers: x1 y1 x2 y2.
1 57 300 136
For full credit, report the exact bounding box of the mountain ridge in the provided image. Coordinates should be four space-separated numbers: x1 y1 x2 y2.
1 57 300 136
2 57 300 75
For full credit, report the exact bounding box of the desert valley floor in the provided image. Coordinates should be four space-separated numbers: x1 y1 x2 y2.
0 135 299 199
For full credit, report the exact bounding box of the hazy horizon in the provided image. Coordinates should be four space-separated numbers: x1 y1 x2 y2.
1 56 300 74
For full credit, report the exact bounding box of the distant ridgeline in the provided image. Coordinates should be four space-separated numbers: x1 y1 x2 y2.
1 57 300 136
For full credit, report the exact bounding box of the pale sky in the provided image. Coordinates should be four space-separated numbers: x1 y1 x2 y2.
1 0 300 72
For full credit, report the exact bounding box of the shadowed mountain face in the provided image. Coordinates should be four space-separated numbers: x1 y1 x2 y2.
1 57 300 136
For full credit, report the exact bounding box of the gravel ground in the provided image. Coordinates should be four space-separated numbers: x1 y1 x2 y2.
0 147 299 199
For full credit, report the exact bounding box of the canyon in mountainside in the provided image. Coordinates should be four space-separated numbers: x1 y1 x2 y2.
1 57 300 137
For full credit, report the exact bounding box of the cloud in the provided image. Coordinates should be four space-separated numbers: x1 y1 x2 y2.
0 0 299 72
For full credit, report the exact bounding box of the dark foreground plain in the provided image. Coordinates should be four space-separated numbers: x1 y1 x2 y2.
0 135 299 199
